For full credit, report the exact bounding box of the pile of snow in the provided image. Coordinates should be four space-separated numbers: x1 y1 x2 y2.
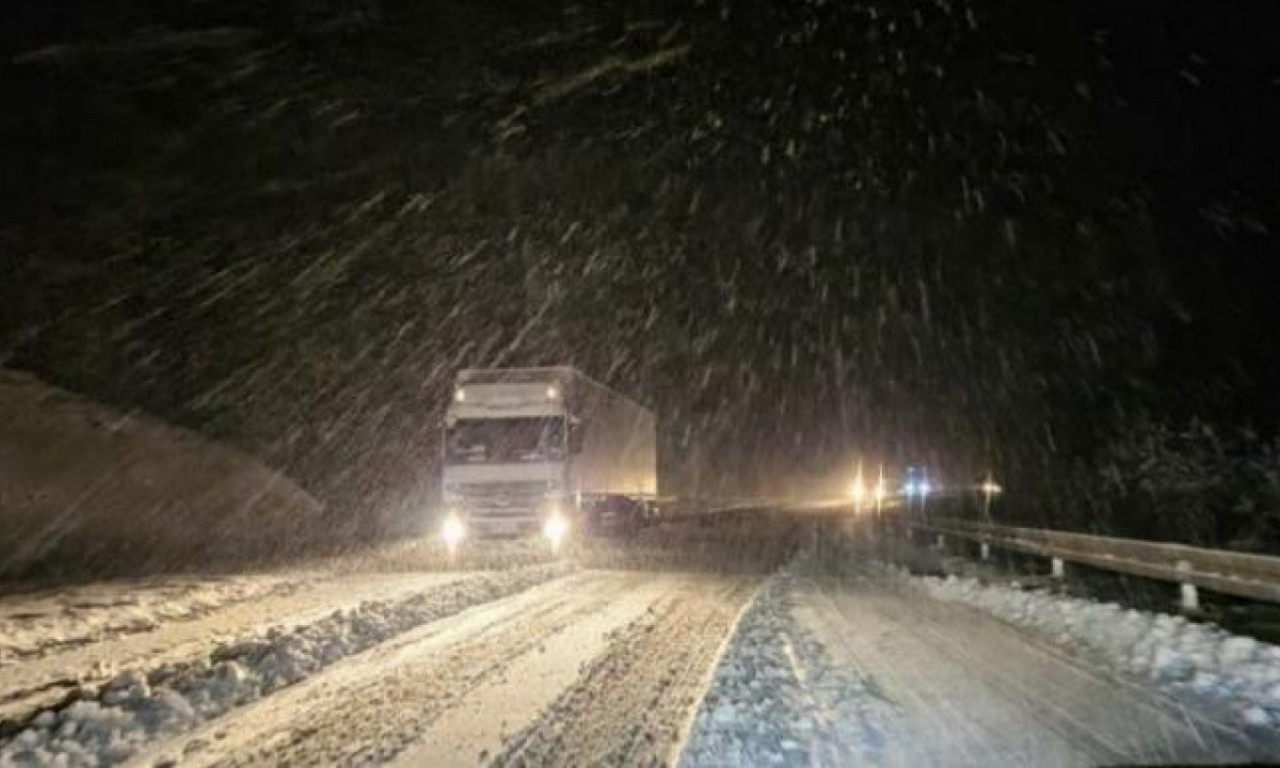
921 575 1280 729
0 575 300 666
0 563 570 768
681 571 889 767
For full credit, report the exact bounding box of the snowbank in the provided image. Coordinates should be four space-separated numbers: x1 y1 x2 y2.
0 562 569 768
0 575 298 666
921 574 1280 730
680 571 888 767
0 368 323 578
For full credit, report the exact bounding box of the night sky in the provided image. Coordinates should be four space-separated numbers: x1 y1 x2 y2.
2 0 1278 536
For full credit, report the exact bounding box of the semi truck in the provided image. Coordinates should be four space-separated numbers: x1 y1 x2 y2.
439 367 657 544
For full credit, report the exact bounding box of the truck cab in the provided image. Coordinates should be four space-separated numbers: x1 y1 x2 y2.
440 367 655 543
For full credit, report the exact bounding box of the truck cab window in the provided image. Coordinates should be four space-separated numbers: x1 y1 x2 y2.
445 417 566 463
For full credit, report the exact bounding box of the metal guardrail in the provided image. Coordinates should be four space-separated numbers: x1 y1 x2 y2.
899 517 1280 607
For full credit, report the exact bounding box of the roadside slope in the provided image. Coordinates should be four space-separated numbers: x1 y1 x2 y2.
0 368 322 579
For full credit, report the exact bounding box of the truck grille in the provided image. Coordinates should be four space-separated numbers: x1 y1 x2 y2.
449 481 547 517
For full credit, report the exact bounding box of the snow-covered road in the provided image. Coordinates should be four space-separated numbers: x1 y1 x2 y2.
1 566 756 768
800 575 1253 766
122 570 755 768
5 526 1279 768
683 562 1272 768
0 571 474 724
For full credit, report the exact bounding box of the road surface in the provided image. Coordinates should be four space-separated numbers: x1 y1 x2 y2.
0 571 470 723
2 536 1276 767
126 570 752 768
793 575 1256 767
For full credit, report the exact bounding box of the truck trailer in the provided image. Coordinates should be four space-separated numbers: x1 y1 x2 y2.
440 367 657 543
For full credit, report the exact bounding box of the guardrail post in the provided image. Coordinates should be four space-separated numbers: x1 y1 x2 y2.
1051 557 1065 580
980 541 991 561
1177 560 1200 612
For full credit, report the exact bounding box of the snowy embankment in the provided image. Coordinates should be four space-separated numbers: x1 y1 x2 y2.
679 570 889 767
0 368 323 579
0 563 570 768
921 574 1280 730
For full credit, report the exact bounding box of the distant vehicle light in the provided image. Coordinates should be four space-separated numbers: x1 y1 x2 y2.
441 512 466 547
454 388 466 402
850 477 867 504
980 480 1003 495
546 385 560 400
902 467 929 497
543 512 569 547
902 480 931 497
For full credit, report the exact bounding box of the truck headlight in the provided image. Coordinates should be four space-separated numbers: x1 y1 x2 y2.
542 513 569 546
441 512 466 547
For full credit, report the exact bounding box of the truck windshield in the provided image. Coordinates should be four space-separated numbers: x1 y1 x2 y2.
445 417 566 463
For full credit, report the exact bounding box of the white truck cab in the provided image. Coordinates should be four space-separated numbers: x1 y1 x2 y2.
440 367 656 543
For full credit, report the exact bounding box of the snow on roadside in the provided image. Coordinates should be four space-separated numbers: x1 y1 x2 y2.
0 563 571 768
920 574 1280 731
680 570 889 768
1 576 302 667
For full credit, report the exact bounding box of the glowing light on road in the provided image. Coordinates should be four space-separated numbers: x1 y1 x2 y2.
850 476 867 504
979 474 1002 522
441 512 466 549
546 385 560 400
454 387 466 402
850 459 868 511
543 512 569 548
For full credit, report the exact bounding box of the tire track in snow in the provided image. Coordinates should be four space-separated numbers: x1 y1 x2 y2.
679 570 890 768
130 571 745 768
495 575 756 768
